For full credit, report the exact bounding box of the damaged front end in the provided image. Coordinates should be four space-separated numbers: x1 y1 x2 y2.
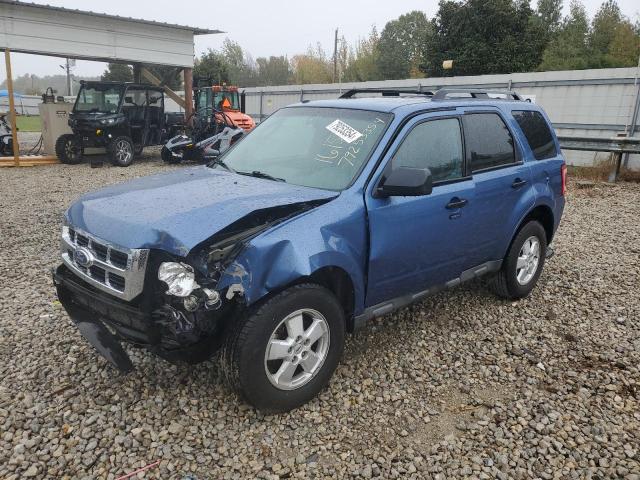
53 198 332 372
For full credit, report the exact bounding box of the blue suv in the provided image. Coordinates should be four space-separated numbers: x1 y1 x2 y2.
53 88 566 412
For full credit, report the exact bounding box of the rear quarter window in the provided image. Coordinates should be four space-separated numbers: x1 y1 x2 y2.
512 110 557 160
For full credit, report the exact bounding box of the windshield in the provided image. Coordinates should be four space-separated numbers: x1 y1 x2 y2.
219 107 391 190
213 91 240 110
74 85 122 113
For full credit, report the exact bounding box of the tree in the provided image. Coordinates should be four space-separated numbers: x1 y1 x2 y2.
291 44 332 84
101 63 133 82
608 20 640 66
589 0 622 56
341 27 382 82
221 38 258 86
255 56 292 86
377 11 431 79
423 0 543 76
194 49 230 86
536 0 563 35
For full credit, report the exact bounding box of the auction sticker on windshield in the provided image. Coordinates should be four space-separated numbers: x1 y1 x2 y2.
326 119 363 144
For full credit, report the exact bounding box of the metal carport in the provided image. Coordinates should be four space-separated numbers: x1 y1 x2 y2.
0 0 221 166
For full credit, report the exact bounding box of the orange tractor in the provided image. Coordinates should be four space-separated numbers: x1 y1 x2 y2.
195 85 255 131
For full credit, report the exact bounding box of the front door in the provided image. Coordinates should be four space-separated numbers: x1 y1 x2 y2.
365 114 475 306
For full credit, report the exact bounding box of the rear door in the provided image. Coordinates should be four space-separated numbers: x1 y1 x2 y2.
511 109 565 202
460 109 535 265
365 113 475 306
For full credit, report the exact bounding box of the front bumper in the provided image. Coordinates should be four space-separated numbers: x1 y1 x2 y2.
53 264 155 372
53 264 229 372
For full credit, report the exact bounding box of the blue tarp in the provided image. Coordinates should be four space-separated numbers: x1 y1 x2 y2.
0 90 23 98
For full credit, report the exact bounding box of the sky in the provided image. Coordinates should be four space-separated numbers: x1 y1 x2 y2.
4 0 640 79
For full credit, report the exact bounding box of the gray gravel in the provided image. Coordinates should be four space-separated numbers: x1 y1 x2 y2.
0 160 638 479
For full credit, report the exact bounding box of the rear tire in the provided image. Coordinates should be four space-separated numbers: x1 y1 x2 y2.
489 220 547 300
221 284 345 413
55 134 83 164
108 136 134 167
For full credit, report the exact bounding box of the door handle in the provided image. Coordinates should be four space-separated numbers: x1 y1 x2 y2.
446 197 468 209
511 178 527 189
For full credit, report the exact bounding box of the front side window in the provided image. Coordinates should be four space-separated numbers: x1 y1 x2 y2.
74 85 122 113
391 118 464 182
196 89 212 115
219 107 391 191
463 113 516 172
512 110 557 160
123 89 147 107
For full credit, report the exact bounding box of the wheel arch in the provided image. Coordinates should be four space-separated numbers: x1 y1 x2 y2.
519 204 555 245
236 265 358 334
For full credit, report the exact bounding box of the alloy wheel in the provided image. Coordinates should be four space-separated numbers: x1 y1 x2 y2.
264 308 330 391
516 236 541 285
115 139 132 164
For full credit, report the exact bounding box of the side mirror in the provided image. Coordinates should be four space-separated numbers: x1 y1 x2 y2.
377 166 433 197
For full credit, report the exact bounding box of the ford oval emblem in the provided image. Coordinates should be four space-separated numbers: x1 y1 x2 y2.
74 247 93 268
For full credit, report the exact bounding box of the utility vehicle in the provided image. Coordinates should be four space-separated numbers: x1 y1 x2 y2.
195 84 255 132
53 88 566 412
56 81 183 167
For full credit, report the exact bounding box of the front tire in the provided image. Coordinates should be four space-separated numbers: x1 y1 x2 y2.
161 146 182 164
55 134 83 164
489 220 547 299
222 284 345 413
108 136 134 167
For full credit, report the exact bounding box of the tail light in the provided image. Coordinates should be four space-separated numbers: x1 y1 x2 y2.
561 163 567 196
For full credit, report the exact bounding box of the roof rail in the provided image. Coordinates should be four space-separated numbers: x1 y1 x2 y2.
339 88 435 99
432 88 523 101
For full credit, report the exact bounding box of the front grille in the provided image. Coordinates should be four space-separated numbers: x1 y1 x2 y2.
61 225 148 301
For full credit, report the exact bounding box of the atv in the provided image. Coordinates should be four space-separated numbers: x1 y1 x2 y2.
56 81 184 167
161 107 245 164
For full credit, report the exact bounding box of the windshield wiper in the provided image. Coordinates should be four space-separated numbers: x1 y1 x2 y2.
235 170 286 182
208 158 234 172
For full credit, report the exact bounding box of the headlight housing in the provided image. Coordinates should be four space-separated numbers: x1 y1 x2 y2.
100 118 116 125
158 262 200 297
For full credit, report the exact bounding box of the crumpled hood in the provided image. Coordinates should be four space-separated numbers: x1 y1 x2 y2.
66 166 336 256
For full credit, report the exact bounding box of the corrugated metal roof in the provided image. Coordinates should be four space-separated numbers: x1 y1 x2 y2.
0 0 223 35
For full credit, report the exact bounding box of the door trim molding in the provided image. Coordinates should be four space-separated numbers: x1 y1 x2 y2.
353 259 502 330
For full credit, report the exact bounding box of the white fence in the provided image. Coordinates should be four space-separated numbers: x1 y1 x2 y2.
243 68 640 170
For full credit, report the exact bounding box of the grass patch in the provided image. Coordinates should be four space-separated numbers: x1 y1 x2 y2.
16 115 42 132
568 162 640 183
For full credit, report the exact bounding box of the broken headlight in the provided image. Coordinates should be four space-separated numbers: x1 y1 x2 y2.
158 262 200 297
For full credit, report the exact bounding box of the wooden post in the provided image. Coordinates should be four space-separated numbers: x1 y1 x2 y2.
183 67 193 123
4 49 20 166
140 67 186 109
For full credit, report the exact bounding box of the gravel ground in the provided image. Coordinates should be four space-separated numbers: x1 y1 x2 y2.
0 160 639 480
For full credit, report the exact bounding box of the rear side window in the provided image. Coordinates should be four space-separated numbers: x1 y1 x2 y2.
463 113 515 172
512 110 557 160
392 118 464 182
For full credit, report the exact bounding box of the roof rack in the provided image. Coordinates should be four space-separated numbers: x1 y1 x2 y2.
339 88 435 99
432 88 523 101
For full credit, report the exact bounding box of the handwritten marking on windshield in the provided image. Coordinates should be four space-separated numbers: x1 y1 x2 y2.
315 117 386 168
